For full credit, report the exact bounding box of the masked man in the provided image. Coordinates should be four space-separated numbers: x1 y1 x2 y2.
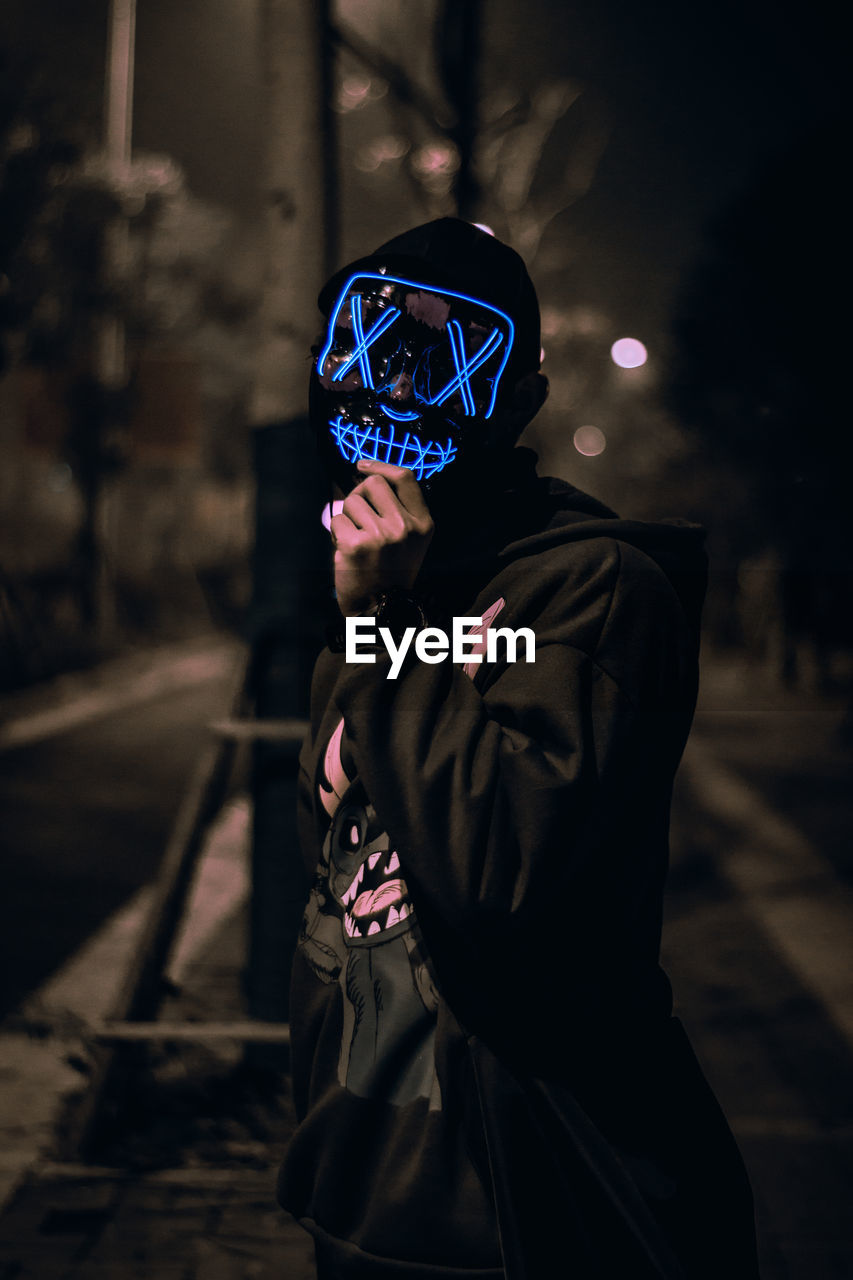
277 218 760 1280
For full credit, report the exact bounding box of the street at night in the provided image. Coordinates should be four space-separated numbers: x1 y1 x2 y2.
2 0 850 1275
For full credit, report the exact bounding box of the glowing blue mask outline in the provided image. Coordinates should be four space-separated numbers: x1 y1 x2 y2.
381 404 420 422
333 295 401 390
329 414 457 481
441 319 505 414
446 320 476 417
316 271 516 420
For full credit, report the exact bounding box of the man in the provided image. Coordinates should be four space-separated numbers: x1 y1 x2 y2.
278 218 760 1278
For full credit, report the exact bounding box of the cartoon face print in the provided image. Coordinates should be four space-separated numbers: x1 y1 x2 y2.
325 796 412 944
297 715 441 1109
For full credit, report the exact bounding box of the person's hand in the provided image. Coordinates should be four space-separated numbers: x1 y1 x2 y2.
330 460 434 617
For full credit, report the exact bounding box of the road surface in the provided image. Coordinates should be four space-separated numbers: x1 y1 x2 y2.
0 640 243 1018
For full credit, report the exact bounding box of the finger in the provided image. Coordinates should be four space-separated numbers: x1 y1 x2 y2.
329 511 363 552
340 494 383 538
355 459 432 523
352 473 408 523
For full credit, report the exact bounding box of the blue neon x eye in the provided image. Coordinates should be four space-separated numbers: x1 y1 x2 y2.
316 273 514 418
437 320 503 415
331 295 400 389
316 273 516 482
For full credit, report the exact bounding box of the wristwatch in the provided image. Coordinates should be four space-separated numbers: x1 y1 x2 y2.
326 587 428 653
368 588 428 643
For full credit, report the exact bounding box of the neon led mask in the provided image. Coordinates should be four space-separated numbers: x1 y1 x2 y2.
312 272 516 488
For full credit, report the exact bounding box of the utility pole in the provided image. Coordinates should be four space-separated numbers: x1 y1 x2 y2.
100 0 135 389
75 0 136 639
250 0 337 430
248 0 336 1055
437 0 483 220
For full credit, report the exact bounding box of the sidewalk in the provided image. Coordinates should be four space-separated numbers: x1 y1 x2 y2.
674 653 853 1279
1 646 851 1277
0 1166 315 1280
0 636 318 1277
0 633 240 752
0 783 317 1278
0 634 245 1202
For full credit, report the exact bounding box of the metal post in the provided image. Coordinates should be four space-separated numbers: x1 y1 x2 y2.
100 0 135 390
247 0 337 1061
79 0 136 644
437 0 482 220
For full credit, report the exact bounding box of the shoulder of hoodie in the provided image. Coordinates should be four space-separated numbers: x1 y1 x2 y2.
481 484 706 660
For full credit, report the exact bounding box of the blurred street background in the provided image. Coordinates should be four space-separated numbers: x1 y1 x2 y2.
0 1 850 1276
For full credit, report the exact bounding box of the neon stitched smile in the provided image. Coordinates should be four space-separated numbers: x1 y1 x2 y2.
329 415 457 481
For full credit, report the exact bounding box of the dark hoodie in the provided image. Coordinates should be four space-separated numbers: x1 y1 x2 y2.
277 454 758 1278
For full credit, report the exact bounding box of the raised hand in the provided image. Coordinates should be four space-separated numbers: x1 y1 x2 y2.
330 459 434 617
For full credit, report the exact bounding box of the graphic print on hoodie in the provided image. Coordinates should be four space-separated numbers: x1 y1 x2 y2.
297 715 443 1108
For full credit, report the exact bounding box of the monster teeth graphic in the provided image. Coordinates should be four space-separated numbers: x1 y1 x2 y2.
353 879 405 919
343 901 412 941
338 843 413 943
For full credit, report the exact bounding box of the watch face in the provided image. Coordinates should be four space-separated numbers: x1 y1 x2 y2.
375 590 426 639
312 271 516 489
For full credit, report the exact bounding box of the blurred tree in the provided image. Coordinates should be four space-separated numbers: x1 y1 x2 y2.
0 47 128 633
332 1 609 258
0 50 111 375
116 154 260 480
669 120 853 682
2 42 257 646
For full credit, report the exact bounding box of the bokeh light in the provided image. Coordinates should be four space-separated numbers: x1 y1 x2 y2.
573 426 606 457
410 142 460 197
354 134 409 173
46 462 73 493
335 74 387 113
610 337 647 368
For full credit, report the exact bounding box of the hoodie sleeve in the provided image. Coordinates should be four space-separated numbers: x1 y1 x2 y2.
329 538 697 952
